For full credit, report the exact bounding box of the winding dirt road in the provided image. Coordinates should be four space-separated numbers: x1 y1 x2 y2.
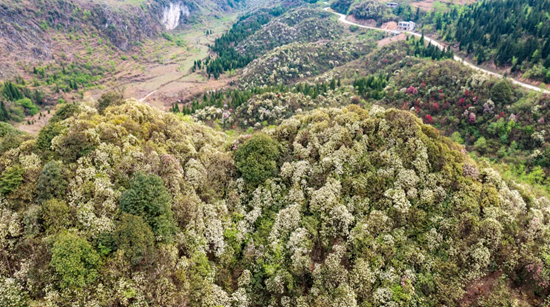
324 8 550 94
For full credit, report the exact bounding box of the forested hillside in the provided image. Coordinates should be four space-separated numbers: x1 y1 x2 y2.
3 0 550 306
420 0 550 82
2 97 550 306
202 5 293 79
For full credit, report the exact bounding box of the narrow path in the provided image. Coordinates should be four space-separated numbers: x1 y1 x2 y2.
140 90 157 102
324 8 550 94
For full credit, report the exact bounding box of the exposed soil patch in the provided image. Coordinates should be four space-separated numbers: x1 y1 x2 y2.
381 21 398 30
378 33 406 47
410 0 475 11
345 15 376 27
15 110 54 134
139 74 238 111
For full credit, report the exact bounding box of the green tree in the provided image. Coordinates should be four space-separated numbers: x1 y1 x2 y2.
50 103 80 123
114 214 155 266
120 173 176 240
35 123 63 153
42 198 72 234
0 131 23 154
474 136 488 153
450 131 464 145
97 90 123 115
36 104 79 152
50 232 100 290
0 165 23 195
36 161 67 202
235 133 281 187
15 98 39 116
491 80 513 105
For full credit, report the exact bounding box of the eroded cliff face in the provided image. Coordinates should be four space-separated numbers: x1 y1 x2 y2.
0 0 162 58
161 2 191 31
0 0 241 78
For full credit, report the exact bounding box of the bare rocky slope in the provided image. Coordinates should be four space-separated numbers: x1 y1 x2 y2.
0 0 244 78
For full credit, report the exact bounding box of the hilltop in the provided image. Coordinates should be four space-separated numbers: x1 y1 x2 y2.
1 98 549 306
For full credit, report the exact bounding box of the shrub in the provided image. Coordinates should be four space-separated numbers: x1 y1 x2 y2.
474 136 487 153
50 232 100 290
0 277 29 307
42 198 71 234
450 131 464 144
351 0 392 21
235 133 281 187
330 0 354 14
114 214 155 266
15 98 39 116
35 123 63 153
97 90 123 114
120 173 176 240
424 115 434 124
491 80 513 105
0 165 23 195
0 122 20 138
0 131 23 154
36 161 67 202
162 32 174 41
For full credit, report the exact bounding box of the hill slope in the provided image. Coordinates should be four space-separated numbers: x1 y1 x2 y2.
0 99 549 306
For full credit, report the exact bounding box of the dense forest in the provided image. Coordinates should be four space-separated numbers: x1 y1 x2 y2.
330 0 353 14
4 0 550 306
2 96 550 306
432 0 550 81
0 80 47 123
202 5 290 79
349 0 396 23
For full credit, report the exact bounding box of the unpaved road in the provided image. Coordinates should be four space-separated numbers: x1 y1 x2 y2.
325 8 550 94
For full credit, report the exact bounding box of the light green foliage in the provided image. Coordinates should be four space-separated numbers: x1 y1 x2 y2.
0 122 21 138
120 173 176 240
42 198 71 234
50 232 100 290
235 133 281 187
474 136 487 153
49 103 79 123
450 131 464 144
0 131 23 154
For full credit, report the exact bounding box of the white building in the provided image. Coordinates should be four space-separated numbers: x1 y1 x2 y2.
398 21 415 31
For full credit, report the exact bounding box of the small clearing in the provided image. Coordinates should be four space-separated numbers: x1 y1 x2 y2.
411 0 475 11
378 33 407 47
381 21 398 30
345 15 376 27
15 110 54 134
